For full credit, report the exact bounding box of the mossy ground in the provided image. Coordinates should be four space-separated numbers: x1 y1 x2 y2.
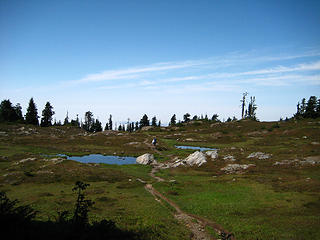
0 119 319 239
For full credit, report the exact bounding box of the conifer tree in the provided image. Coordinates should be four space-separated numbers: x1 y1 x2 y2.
183 113 190 122
158 120 161 127
14 103 24 122
64 112 69 125
93 119 102 132
135 121 139 131
83 111 94 132
104 123 109 131
108 114 113 130
25 98 39 125
305 96 317 118
211 114 219 122
139 114 149 128
0 100 24 122
240 92 248 119
151 116 157 126
40 102 55 127
170 114 176 126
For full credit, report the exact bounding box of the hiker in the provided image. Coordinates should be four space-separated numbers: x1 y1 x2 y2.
152 138 157 146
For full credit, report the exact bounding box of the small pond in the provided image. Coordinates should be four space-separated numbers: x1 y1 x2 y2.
175 145 216 151
57 154 136 165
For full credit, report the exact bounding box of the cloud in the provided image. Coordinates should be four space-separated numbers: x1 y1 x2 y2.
75 59 211 83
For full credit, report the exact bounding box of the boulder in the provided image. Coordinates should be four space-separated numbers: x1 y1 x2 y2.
206 150 218 159
223 155 236 162
136 153 157 165
184 151 207 166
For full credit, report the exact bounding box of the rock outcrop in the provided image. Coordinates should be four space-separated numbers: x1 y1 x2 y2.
136 153 157 165
184 151 207 166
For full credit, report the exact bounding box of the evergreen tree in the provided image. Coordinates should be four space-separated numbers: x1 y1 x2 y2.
183 113 191 122
14 103 24 122
247 96 257 120
151 116 157 126
316 99 320 117
64 112 69 125
240 92 248 119
40 102 55 127
25 98 39 125
108 115 113 130
104 123 109 131
131 122 135 131
139 114 149 128
135 121 139 131
0 100 23 122
305 96 317 118
211 114 219 122
70 114 80 127
83 111 94 132
158 120 161 127
301 98 307 116
118 125 122 131
93 119 102 132
192 115 198 121
170 114 176 126
204 114 208 121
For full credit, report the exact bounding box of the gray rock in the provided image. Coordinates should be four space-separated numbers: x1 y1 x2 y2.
221 164 255 173
206 150 218 159
247 152 272 160
223 155 236 162
136 153 157 165
184 151 207 166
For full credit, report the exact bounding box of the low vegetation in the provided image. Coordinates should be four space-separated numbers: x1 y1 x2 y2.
0 95 319 239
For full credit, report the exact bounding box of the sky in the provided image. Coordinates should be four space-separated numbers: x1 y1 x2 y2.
1 0 320 126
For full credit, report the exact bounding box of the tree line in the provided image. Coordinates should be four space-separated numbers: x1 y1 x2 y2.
294 96 320 119
2 94 317 132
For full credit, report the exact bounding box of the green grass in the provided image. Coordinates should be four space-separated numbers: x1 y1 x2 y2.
0 119 320 239
154 171 320 240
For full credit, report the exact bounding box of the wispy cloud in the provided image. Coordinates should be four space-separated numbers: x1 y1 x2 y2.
66 48 320 94
74 59 211 83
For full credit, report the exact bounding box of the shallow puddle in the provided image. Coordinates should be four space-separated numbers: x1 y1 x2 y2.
175 145 216 151
57 154 136 165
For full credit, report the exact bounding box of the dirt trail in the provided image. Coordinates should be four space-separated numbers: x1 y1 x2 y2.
144 157 235 240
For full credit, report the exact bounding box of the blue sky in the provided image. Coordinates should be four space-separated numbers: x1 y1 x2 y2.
1 0 320 125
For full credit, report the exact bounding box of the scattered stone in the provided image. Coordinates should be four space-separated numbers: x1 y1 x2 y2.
302 136 307 139
125 142 140 145
17 158 36 164
206 150 218 159
185 138 197 142
136 153 157 165
223 155 236 162
43 158 64 164
221 164 255 174
273 156 320 166
0 131 8 136
247 152 272 160
311 142 320 145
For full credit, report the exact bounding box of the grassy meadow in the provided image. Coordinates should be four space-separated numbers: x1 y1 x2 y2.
0 118 319 239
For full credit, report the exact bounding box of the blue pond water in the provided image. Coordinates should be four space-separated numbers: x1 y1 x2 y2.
57 154 136 165
175 145 216 151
